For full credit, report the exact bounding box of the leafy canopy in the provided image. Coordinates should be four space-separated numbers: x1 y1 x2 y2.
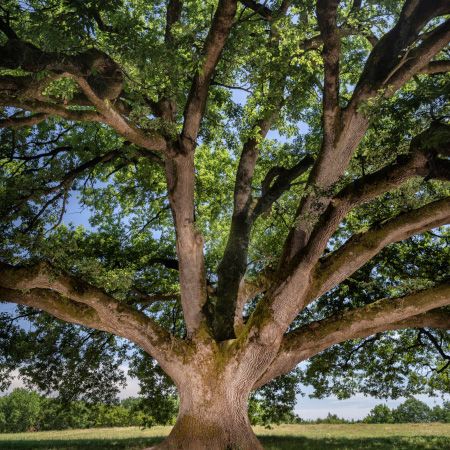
0 0 449 414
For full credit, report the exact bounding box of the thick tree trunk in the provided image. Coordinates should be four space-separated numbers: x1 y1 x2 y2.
146 374 262 450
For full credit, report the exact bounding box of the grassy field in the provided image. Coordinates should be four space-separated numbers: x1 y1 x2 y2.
0 423 449 449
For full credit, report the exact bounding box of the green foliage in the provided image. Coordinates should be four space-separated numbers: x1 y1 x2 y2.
430 402 450 423
314 413 349 424
0 0 449 428
0 389 175 433
0 388 449 436
128 352 178 426
393 398 433 424
249 369 301 427
364 398 450 424
364 404 395 424
0 389 42 432
0 311 128 404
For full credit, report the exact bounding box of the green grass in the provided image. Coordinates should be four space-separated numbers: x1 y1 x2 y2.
0 424 448 449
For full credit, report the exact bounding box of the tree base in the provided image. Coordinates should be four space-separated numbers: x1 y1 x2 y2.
143 407 263 450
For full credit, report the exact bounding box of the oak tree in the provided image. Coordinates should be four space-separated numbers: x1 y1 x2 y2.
0 0 450 448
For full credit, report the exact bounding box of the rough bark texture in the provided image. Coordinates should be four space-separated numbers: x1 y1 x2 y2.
146 378 260 450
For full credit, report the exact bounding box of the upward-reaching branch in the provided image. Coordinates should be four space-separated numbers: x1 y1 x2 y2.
214 3 296 340
316 0 341 159
280 0 450 265
181 0 237 151
165 1 237 337
214 115 275 339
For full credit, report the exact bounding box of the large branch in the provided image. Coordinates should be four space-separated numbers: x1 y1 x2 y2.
0 41 167 152
0 40 123 99
0 287 109 332
72 76 167 152
164 152 208 336
286 123 450 278
280 0 450 264
240 196 449 365
383 19 450 96
181 0 237 151
152 0 208 336
316 0 341 160
351 1 450 103
161 1 237 337
274 127 449 315
254 285 450 388
420 60 450 75
214 115 274 339
0 261 185 374
310 197 450 300
217 154 312 339
214 2 297 339
215 19 380 334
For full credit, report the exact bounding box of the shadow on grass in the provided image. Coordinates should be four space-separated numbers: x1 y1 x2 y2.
0 436 163 450
0 436 449 450
260 435 450 450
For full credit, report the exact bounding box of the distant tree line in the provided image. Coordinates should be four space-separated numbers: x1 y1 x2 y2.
0 389 448 433
0 388 177 433
301 398 450 425
363 398 450 424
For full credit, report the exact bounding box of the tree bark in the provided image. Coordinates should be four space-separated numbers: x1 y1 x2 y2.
146 371 262 450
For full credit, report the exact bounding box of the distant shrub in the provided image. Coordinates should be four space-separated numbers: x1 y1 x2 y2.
363 398 450 424
315 413 350 424
364 404 394 424
430 402 450 423
393 398 432 423
0 389 42 432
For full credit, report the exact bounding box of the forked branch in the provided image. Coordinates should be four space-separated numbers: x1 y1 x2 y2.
281 0 450 264
254 285 450 388
310 197 450 300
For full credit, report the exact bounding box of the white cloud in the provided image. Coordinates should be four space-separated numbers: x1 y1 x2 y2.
119 366 140 399
3 371 25 393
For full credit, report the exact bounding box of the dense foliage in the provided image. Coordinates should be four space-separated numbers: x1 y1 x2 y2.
0 388 177 433
364 398 450 424
0 0 449 440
